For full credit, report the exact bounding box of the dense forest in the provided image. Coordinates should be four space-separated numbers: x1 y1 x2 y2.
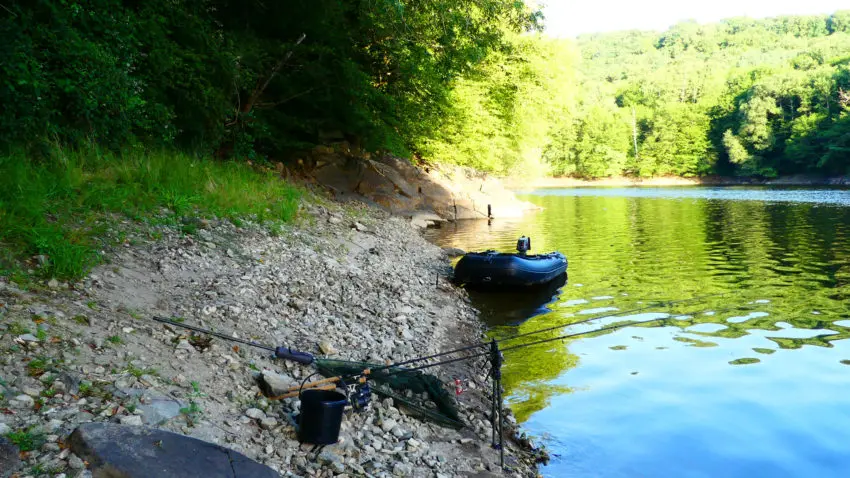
0 0 541 161
1 2 849 178
561 12 850 178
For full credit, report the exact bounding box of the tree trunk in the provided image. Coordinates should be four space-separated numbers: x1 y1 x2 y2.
632 106 639 161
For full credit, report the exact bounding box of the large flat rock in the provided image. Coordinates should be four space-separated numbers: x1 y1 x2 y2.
68 423 280 478
0 437 22 478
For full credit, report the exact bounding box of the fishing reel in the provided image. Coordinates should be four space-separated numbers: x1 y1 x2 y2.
345 382 372 412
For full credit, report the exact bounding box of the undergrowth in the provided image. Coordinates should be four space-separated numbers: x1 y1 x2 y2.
0 147 301 281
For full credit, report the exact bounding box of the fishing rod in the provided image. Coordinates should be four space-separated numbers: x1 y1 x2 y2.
377 316 668 380
361 291 729 375
502 291 729 342
151 316 314 364
153 292 726 378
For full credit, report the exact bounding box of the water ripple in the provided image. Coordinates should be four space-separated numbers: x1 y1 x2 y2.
425 187 850 477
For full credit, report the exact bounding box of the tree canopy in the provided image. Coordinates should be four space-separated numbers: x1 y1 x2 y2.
2 3 849 178
0 0 540 159
553 11 850 178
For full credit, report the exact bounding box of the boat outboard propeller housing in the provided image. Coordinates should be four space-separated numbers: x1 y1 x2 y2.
516 236 531 255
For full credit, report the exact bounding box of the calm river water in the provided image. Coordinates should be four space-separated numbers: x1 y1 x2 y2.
424 187 850 478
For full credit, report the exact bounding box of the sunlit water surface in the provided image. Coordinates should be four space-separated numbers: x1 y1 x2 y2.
424 187 850 477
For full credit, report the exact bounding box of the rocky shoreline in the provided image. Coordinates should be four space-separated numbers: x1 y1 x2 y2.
0 198 541 477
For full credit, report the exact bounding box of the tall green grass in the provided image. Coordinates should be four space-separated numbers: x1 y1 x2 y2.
0 148 301 280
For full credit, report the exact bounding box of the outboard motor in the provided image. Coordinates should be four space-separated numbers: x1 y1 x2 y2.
516 236 531 255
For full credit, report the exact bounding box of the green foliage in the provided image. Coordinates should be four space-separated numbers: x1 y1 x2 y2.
3 426 47 452
126 363 158 378
0 0 539 159
542 11 850 178
26 356 49 377
180 381 206 425
0 148 301 280
2 1 847 183
420 34 577 175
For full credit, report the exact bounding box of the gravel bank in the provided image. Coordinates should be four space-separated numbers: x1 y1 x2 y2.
0 199 541 477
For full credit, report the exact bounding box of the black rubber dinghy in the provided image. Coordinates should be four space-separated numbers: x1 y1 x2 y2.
454 251 568 288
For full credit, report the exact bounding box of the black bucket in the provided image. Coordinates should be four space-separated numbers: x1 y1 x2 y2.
298 389 347 444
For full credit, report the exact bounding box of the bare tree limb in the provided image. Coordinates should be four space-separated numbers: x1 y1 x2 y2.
241 33 306 114
0 3 17 16
254 87 315 109
840 89 850 108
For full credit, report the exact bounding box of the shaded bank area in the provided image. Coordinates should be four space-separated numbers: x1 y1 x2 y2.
505 174 850 189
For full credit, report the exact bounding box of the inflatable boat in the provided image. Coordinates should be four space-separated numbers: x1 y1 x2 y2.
453 236 568 288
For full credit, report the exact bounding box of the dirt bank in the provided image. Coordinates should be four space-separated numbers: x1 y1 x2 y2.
0 198 540 477
289 144 540 226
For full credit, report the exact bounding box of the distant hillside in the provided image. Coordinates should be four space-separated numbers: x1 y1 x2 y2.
544 12 850 178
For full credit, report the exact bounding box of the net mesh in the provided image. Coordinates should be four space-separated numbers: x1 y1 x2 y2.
315 359 464 429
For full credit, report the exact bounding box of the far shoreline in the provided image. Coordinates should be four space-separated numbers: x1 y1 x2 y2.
503 174 850 189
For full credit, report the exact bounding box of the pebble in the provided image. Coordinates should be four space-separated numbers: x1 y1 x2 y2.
68 453 85 470
259 417 278 430
245 408 266 420
319 340 337 355
120 415 143 426
12 394 35 408
392 463 413 476
406 438 421 449
380 418 397 433
22 386 42 397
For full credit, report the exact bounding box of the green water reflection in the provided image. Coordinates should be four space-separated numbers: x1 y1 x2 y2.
425 189 850 456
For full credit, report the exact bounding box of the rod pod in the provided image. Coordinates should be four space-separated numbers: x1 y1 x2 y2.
489 339 505 470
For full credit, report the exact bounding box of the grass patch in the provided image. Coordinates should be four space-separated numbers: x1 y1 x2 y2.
0 147 302 280
78 381 113 400
7 322 30 335
106 335 123 345
26 356 50 377
35 326 48 341
126 363 158 378
78 382 91 396
180 381 206 426
4 426 47 452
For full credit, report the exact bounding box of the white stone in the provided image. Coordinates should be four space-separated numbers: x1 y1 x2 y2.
245 408 266 420
120 415 143 426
